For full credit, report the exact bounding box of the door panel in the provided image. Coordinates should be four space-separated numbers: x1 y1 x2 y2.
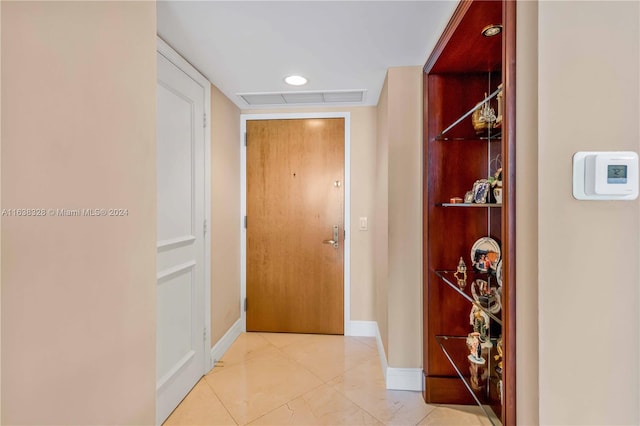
157 84 194 241
246 118 344 334
156 51 206 424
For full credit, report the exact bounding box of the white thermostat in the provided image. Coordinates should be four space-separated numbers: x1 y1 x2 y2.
573 151 638 200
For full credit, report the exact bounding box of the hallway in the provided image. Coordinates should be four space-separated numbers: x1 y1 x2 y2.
164 333 488 425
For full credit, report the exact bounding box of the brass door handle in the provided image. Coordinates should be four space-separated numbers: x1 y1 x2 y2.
323 225 340 248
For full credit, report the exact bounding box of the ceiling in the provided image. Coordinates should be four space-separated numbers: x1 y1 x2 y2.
157 1 458 109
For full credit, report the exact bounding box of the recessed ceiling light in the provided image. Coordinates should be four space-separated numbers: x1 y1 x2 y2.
481 24 502 37
284 75 308 86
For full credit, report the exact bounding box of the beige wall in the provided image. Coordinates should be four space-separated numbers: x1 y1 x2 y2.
385 67 423 367
374 67 423 368
0 2 3 420
243 106 378 322
375 76 390 357
348 107 378 322
211 85 242 344
538 1 639 424
515 2 539 424
1 2 157 424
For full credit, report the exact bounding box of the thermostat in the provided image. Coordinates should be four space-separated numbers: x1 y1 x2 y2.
573 151 638 200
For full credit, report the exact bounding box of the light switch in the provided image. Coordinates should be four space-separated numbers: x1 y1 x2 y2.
359 217 368 231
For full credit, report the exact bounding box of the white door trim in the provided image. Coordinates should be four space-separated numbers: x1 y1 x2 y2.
156 35 212 371
240 112 352 334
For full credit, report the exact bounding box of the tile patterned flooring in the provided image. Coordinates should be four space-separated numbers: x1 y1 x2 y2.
164 333 490 425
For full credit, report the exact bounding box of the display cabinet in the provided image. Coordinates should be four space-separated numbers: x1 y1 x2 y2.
422 0 515 424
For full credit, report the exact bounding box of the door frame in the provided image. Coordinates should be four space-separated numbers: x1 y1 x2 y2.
240 112 353 335
156 36 212 385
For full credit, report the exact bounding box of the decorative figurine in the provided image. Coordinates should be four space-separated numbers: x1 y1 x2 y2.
472 92 497 134
454 257 467 289
494 336 503 376
469 304 493 349
471 279 501 315
466 332 485 365
493 187 503 204
488 155 503 205
473 279 490 297
495 84 503 128
487 286 502 314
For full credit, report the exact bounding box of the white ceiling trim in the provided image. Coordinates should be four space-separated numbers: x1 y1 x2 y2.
238 89 367 107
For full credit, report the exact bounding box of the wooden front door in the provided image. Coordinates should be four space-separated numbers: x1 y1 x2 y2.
246 118 345 334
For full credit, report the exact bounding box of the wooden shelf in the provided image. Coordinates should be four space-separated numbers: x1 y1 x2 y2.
437 203 502 208
435 135 502 142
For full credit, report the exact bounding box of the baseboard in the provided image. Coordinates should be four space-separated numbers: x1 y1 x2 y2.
373 322 423 392
386 367 424 391
374 322 389 379
346 320 378 337
209 318 242 367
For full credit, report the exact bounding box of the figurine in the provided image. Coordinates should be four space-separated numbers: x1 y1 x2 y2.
494 336 503 375
466 332 485 365
495 84 503 128
493 187 503 204
454 257 467 288
487 286 502 314
471 92 497 134
469 304 493 349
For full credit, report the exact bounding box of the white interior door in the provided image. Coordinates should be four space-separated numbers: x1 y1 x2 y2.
156 45 208 424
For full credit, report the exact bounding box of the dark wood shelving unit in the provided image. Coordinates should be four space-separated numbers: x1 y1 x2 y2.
422 0 516 424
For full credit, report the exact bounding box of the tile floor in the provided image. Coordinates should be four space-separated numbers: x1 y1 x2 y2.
164 333 490 425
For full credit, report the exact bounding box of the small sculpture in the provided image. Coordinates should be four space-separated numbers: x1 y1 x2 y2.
493 187 503 204
466 332 485 365
494 336 503 375
495 84 503 128
470 304 493 349
488 165 503 204
472 92 497 134
454 257 467 288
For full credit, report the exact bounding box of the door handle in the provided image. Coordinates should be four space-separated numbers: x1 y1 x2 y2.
323 225 340 248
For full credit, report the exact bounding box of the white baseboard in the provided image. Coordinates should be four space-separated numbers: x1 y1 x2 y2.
386 367 423 391
374 322 389 378
209 318 242 367
373 322 423 392
346 320 378 337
